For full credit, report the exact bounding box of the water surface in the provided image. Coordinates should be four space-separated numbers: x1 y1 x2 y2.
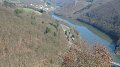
52 14 120 63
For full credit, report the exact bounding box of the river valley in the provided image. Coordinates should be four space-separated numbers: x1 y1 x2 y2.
51 14 120 64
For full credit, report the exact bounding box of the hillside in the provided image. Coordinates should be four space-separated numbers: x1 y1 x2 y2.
0 5 69 67
55 0 120 55
0 5 112 67
55 0 112 17
76 0 120 55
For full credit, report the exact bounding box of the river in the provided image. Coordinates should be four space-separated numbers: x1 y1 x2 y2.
51 14 120 64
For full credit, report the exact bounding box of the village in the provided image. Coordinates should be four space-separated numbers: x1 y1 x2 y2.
0 0 55 12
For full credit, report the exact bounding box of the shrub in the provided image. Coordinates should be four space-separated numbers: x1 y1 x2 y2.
31 21 36 25
49 23 59 30
44 27 51 34
39 9 44 13
54 32 57 36
42 21 44 24
15 8 23 14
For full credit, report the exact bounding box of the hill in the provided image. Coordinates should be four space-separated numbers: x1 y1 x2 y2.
76 0 120 55
0 5 69 67
0 5 112 67
55 0 120 55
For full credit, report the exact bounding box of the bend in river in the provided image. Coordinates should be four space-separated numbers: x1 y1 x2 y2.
51 14 120 64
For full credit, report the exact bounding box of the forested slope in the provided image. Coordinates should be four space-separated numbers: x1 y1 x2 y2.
77 0 120 55
55 0 120 55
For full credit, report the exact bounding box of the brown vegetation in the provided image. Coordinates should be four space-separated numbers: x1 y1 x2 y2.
0 5 112 67
61 42 112 67
0 5 68 67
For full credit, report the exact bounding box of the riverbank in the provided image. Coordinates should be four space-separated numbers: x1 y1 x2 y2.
54 0 120 56
76 18 120 55
54 13 120 54
52 14 114 66
52 14 120 63
54 13 113 42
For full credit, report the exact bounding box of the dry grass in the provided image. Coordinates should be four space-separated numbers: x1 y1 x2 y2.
0 5 112 67
0 6 68 67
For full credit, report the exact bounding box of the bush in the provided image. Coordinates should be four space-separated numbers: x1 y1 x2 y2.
54 32 57 36
44 27 51 34
39 9 44 13
49 23 59 30
15 8 23 14
31 21 36 25
42 21 44 24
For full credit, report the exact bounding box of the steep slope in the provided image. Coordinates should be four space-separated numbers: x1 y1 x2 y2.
0 6 68 67
0 5 112 67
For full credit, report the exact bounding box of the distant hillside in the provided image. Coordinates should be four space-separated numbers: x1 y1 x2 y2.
55 0 120 55
77 0 120 37
55 0 112 17
76 0 120 55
